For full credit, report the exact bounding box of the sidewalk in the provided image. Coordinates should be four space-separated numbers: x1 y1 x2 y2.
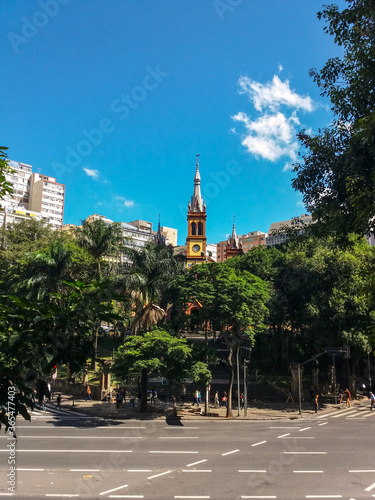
54 394 369 421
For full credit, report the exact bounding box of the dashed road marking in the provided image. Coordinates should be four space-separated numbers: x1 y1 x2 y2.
239 470 267 473
222 449 240 456
99 484 129 496
293 470 324 473
365 482 375 492
284 452 326 455
182 470 211 473
299 427 311 432
149 450 198 454
147 470 172 480
318 422 328 426
251 441 267 447
186 459 207 467
349 469 375 473
277 433 290 438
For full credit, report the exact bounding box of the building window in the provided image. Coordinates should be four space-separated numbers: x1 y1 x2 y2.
191 222 196 235
198 222 203 235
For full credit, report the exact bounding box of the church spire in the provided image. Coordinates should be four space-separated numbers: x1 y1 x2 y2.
189 154 205 212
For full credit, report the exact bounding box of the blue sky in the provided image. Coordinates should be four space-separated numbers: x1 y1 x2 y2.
1 0 344 245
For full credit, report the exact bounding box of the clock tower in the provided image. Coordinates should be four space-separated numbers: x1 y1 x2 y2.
186 156 207 268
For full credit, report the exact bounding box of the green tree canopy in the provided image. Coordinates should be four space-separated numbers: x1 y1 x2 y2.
292 0 375 240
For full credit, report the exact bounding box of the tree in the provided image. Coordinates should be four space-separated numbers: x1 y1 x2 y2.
0 147 14 204
75 219 123 278
292 0 375 240
173 263 269 417
121 242 185 333
0 279 123 428
112 328 193 411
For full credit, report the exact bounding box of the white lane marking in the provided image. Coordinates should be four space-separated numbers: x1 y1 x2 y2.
109 496 144 499
277 433 290 438
280 437 314 439
70 469 100 472
100 484 129 496
269 426 301 429
349 469 375 473
283 452 326 455
0 449 132 453
251 441 267 447
360 412 375 418
186 459 207 467
365 482 375 492
45 495 79 498
147 470 172 480
330 410 357 418
293 470 324 473
158 436 199 439
165 426 199 429
306 496 342 498
182 470 211 473
316 411 340 418
299 427 311 432
149 451 198 454
239 470 267 473
0 495 15 497
16 425 144 429
16 468 45 471
126 469 152 472
241 496 277 499
318 422 328 426
174 497 210 499
222 449 240 456
8 436 142 439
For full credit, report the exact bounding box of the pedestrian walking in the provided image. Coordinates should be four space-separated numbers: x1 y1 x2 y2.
198 391 202 405
309 384 315 400
314 394 319 413
151 388 157 404
85 385 92 401
41 394 47 411
56 394 62 410
128 394 136 407
221 392 228 408
345 388 351 408
286 390 294 403
369 391 374 410
192 389 199 406
116 391 122 408
181 385 186 403
240 392 244 409
214 390 219 408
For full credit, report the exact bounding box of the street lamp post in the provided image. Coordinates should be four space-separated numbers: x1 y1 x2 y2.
236 346 240 417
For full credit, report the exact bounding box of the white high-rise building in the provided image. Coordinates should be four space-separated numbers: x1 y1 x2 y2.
1 160 65 229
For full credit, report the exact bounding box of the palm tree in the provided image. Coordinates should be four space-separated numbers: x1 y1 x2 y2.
121 242 185 333
11 240 73 301
75 219 123 278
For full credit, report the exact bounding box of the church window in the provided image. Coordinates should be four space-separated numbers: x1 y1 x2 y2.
191 222 196 235
198 222 203 235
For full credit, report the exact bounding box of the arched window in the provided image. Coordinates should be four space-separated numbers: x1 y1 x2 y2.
191 222 196 235
198 222 203 235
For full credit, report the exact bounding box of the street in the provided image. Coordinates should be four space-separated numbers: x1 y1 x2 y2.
1 402 374 499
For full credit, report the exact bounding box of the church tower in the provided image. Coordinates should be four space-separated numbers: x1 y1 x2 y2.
225 217 243 259
186 156 207 268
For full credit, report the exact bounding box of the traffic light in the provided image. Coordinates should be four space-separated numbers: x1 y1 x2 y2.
52 365 57 379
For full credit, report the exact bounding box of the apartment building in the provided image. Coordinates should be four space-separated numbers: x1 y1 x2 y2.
1 160 65 229
266 213 312 247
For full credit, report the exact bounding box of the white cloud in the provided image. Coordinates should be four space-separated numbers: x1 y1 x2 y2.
83 167 99 179
232 73 314 167
115 196 134 208
238 75 313 112
232 111 299 162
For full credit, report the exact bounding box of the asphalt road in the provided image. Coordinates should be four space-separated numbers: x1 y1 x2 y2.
1 402 374 499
